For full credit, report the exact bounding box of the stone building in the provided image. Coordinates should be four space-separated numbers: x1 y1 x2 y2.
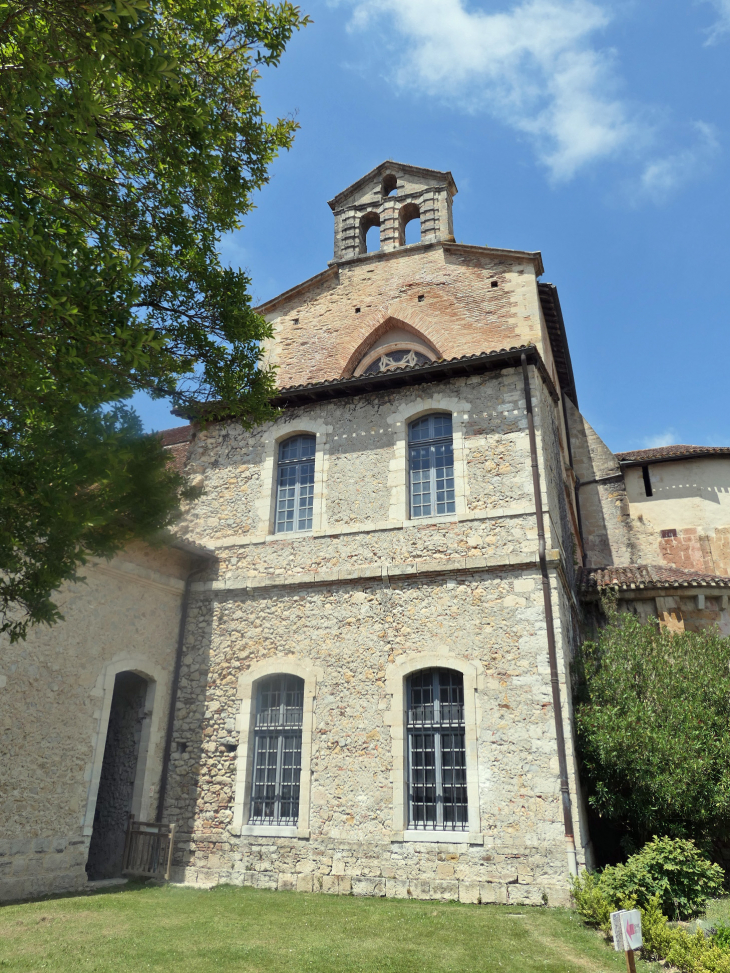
2 161 730 905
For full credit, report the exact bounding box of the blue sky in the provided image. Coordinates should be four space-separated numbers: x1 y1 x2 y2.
136 0 730 453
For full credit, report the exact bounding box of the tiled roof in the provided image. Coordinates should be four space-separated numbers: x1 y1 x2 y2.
616 445 730 464
174 345 558 418
269 345 556 407
157 424 194 473
578 564 730 593
158 425 193 446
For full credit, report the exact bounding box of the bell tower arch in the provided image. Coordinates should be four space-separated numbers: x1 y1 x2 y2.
328 161 457 262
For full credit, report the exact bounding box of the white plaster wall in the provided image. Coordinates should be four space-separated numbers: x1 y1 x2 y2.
626 457 730 532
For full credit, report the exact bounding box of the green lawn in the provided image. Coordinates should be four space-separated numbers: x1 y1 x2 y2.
0 883 659 973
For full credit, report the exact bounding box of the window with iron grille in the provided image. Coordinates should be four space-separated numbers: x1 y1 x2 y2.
275 435 315 533
408 414 456 518
249 675 304 826
407 668 467 831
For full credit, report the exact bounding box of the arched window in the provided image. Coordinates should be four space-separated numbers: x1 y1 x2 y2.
408 414 456 518
359 211 381 254
399 202 421 246
362 349 432 375
407 669 467 831
276 435 315 533
382 173 398 197
250 674 304 825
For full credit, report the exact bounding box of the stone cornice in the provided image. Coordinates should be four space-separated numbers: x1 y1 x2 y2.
191 549 561 595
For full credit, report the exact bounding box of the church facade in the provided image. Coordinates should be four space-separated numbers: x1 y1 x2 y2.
2 162 730 905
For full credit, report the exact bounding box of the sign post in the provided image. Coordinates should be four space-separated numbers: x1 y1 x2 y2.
610 909 642 972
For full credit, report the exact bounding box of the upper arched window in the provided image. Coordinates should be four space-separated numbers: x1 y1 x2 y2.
382 173 398 197
407 668 467 831
362 349 432 376
359 211 381 254
399 202 421 246
250 674 304 826
275 435 315 533
408 414 456 518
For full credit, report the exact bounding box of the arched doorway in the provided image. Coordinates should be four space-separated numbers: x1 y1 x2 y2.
86 671 150 880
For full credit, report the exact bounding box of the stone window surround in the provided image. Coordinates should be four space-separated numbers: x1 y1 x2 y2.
386 394 470 523
353 340 437 377
232 657 323 839
250 397 469 542
83 656 164 837
254 417 331 537
384 651 483 845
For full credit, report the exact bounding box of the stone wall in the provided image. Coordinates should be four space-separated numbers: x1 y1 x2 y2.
165 567 586 907
165 367 588 905
178 370 540 552
623 458 730 576
564 399 639 567
0 546 192 902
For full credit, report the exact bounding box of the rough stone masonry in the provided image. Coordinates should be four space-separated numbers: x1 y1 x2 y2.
4 160 730 905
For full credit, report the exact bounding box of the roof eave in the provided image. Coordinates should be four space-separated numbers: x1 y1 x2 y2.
172 345 558 421
537 282 578 407
618 451 730 467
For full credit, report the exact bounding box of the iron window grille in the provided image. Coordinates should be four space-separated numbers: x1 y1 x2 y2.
407 669 468 831
408 414 456 518
249 675 304 826
275 435 316 533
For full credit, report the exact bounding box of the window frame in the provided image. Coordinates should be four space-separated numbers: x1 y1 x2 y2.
408 413 456 519
275 434 316 535
233 659 322 838
406 668 468 832
384 653 482 842
249 674 304 827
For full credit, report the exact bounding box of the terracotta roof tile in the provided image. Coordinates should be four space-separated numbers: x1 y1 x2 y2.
578 564 730 593
158 425 193 447
616 445 730 464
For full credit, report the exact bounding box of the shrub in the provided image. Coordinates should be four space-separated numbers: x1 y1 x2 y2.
602 837 724 921
570 870 614 929
714 927 730 950
572 838 723 923
572 878 730 973
574 600 730 847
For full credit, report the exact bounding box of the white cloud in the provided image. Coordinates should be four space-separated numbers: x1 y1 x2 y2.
638 122 719 203
642 429 680 449
704 0 730 43
341 0 642 181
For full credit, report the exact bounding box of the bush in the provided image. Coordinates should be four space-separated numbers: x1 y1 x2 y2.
574 600 730 847
572 838 723 922
572 839 729 973
714 927 730 950
572 879 730 972
601 837 725 921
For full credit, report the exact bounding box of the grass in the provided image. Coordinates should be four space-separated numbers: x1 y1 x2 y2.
0 883 659 973
704 896 730 928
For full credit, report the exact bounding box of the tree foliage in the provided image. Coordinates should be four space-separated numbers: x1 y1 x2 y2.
0 404 194 635
0 0 308 639
575 602 730 848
